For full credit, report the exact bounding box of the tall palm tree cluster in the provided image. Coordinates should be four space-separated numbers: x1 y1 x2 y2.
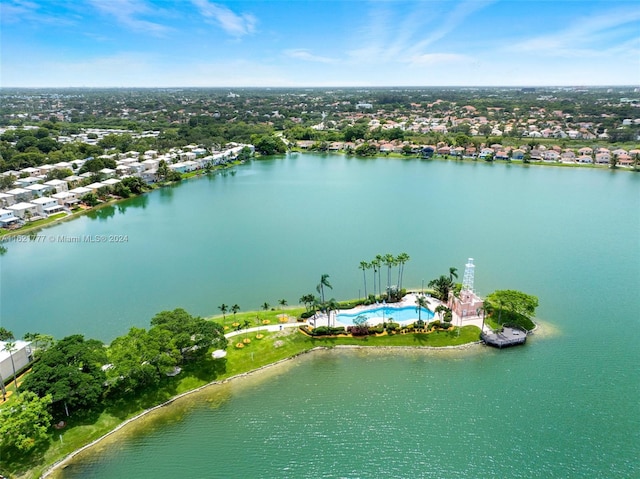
359 252 410 302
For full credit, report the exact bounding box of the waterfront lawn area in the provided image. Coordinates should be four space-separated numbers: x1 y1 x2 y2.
0 213 68 237
6 311 480 479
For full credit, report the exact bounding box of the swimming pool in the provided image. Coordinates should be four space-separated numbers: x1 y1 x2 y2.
336 305 434 326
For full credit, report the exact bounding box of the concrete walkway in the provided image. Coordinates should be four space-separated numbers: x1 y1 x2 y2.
225 322 304 338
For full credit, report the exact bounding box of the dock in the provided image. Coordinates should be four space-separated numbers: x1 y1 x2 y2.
481 326 527 348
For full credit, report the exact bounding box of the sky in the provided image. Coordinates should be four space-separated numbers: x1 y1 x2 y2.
1 0 639 88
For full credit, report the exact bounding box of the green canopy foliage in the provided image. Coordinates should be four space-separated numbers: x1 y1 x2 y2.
21 335 107 416
0 391 53 452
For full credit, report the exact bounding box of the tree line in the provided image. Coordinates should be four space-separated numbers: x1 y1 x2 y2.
0 309 226 455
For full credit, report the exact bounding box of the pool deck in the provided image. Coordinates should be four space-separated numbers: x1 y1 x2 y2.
311 293 491 332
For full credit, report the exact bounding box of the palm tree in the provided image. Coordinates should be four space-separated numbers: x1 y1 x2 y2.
359 261 370 298
434 304 449 322
449 267 458 283
3 341 19 395
231 304 240 320
325 298 339 328
374 255 383 297
218 303 228 319
396 252 410 291
428 275 454 302
278 299 288 308
383 253 396 296
316 274 332 304
262 302 270 311
415 294 430 328
299 294 315 312
371 258 379 299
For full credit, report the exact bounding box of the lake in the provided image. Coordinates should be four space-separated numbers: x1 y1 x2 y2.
2 155 639 477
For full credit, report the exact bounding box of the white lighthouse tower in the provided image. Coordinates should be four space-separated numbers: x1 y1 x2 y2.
461 258 475 293
451 257 484 319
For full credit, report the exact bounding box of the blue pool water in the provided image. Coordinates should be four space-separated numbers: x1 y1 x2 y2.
336 305 434 326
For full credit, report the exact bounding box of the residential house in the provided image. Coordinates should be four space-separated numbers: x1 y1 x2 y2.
102 178 121 187
69 186 93 197
578 147 593 156
168 162 188 173
0 192 15 207
542 150 560 162
99 168 116 178
6 187 33 202
511 149 525 160
52 191 79 207
595 152 610 164
141 159 159 170
30 197 65 216
25 184 53 197
86 182 107 192
0 208 20 227
7 202 38 219
577 155 593 164
44 179 68 193
15 176 42 188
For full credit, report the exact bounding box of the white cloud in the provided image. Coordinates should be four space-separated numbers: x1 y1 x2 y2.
284 49 337 64
408 53 470 65
509 7 640 58
0 0 75 26
88 0 170 35
191 0 257 37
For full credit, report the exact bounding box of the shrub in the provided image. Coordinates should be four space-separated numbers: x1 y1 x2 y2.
348 325 370 336
300 311 315 319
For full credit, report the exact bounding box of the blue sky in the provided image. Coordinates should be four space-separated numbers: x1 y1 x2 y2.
1 0 639 87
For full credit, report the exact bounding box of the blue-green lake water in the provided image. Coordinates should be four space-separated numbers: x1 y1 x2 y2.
1 155 639 477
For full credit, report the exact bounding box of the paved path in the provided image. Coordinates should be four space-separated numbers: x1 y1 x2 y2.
225 322 304 338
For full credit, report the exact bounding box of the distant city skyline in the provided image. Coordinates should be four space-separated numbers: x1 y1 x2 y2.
2 0 639 88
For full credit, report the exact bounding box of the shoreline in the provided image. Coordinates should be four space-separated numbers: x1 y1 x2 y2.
40 341 484 478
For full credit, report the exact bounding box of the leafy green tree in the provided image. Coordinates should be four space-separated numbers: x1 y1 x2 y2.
486 290 538 320
0 174 16 190
80 192 99 206
45 168 73 181
121 176 147 194
112 182 132 198
21 335 107 416
150 308 227 360
0 391 53 452
157 159 170 181
107 327 177 392
252 135 286 155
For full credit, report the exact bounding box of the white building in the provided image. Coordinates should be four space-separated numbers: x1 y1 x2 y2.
44 179 69 193
0 208 20 227
7 202 38 219
30 197 65 216
0 341 34 383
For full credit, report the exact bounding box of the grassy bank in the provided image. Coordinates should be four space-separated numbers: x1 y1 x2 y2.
7 308 480 479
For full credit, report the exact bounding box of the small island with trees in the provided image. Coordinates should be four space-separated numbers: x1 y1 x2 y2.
0 256 539 479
